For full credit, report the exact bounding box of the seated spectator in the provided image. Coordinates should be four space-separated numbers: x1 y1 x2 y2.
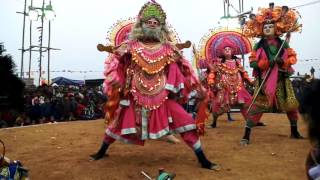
63 96 71 121
15 112 28 126
75 103 86 119
0 111 9 128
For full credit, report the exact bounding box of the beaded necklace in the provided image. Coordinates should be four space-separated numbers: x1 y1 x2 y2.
217 61 242 95
131 41 175 74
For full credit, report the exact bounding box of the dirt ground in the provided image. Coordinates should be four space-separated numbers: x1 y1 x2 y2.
0 113 310 180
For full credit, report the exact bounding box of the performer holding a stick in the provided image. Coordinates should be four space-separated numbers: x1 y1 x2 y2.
240 2 304 145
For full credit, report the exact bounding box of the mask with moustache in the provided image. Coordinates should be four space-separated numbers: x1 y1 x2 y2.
141 23 162 42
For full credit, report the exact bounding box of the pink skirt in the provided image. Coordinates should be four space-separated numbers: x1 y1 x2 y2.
105 99 196 145
211 85 252 114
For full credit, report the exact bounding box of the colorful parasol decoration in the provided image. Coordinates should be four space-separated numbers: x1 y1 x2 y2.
197 28 253 63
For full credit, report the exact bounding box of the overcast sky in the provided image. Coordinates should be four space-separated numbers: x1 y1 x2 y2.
1 0 320 83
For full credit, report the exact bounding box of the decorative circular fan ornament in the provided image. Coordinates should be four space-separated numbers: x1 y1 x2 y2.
166 23 181 44
107 18 135 47
198 27 253 62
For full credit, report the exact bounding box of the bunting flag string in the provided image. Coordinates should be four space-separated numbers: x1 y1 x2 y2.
297 58 320 62
18 70 104 75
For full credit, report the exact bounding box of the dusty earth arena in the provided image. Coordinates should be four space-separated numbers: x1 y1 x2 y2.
0 113 309 180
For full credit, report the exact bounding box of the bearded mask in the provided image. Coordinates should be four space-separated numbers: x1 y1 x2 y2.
141 18 163 41
130 2 171 43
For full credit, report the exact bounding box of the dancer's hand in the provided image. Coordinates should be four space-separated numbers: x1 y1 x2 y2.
275 57 284 65
269 60 274 67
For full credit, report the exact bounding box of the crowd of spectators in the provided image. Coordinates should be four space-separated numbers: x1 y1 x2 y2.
0 84 107 128
292 75 315 104
0 74 317 128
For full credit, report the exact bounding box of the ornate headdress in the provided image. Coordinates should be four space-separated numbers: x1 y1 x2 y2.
242 2 302 38
138 1 167 25
197 28 252 62
105 17 180 46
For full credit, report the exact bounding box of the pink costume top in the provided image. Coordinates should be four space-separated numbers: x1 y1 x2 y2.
103 40 199 145
249 38 298 111
208 58 252 114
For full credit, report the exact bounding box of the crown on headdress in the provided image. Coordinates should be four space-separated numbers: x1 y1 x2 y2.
138 1 167 25
242 2 302 38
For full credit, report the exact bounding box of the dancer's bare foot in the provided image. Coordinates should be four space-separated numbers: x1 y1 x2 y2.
204 163 221 171
240 139 249 146
165 134 180 144
256 122 266 126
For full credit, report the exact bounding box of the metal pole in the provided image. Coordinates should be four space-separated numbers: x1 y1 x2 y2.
28 0 33 79
239 0 245 68
38 0 45 85
227 0 230 16
20 0 27 78
28 21 32 79
242 0 244 12
223 0 226 17
48 20 51 84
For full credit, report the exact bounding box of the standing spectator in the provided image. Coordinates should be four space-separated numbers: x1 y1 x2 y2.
30 97 42 124
184 90 197 119
62 96 71 121
52 97 64 121
41 98 53 123
69 95 78 120
300 80 320 179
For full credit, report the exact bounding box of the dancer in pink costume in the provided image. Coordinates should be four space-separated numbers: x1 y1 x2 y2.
196 30 262 128
90 1 220 170
207 44 257 128
240 3 304 145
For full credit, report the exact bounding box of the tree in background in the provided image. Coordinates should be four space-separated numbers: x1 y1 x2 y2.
0 43 25 124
